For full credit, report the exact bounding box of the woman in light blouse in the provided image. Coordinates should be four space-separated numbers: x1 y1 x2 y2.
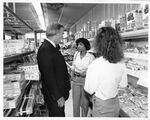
71 38 95 117
84 27 127 117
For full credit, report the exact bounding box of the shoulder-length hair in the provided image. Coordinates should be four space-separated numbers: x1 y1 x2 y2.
76 38 91 50
94 27 124 63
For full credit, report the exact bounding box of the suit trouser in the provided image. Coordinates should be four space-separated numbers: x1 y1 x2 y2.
42 89 65 117
92 95 120 117
72 82 89 117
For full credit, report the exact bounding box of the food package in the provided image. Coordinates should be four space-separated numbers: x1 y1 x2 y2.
120 15 127 32
126 10 136 31
118 85 148 117
18 63 39 73
25 72 39 81
142 4 149 28
3 39 26 56
4 81 21 97
135 9 143 29
18 64 40 81
3 95 20 109
4 71 25 82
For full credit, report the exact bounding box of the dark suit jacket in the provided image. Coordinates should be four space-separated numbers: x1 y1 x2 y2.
37 40 71 101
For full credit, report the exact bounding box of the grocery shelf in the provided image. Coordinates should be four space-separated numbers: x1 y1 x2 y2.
4 51 35 64
120 29 148 40
124 52 148 61
5 80 31 117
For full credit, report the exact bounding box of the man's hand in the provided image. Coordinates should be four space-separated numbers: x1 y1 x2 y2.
57 97 65 107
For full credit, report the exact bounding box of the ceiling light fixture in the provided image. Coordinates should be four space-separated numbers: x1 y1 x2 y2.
58 5 64 23
32 1 46 31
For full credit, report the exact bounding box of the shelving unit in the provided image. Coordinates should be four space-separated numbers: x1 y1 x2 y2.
3 3 39 117
120 29 148 40
124 52 148 61
120 27 148 117
4 51 35 64
4 80 31 117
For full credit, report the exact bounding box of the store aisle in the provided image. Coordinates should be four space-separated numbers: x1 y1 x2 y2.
65 89 73 117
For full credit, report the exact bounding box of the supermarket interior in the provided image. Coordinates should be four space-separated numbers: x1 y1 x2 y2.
3 0 149 118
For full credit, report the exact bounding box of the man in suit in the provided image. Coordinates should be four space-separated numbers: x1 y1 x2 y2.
37 23 71 117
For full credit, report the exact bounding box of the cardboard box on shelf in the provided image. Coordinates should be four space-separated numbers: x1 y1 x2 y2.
126 10 136 31
120 15 127 32
4 95 20 109
4 81 21 98
142 4 149 28
18 63 40 81
4 71 25 82
135 10 143 29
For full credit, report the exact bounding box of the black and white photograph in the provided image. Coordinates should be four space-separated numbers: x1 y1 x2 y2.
1 0 149 118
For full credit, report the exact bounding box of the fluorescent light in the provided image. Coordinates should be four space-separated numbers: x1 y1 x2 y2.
39 15 46 31
32 1 46 31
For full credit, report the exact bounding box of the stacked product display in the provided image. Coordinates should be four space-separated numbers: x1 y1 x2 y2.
4 39 35 58
120 5 148 117
124 44 148 54
118 85 148 117
18 81 38 116
4 71 26 109
18 63 40 81
121 31 148 117
3 51 40 116
3 2 44 117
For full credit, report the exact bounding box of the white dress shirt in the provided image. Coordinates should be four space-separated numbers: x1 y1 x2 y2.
84 56 127 100
46 38 56 48
72 51 95 73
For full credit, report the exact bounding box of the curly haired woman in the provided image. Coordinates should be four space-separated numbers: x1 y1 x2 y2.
84 27 127 117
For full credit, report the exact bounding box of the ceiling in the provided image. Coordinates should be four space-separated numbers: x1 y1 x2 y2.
4 3 41 36
42 3 96 30
4 3 96 36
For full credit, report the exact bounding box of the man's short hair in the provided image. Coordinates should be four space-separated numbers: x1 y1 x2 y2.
46 23 64 37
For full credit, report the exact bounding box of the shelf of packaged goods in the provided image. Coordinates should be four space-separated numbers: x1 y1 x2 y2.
5 80 32 117
4 51 35 64
126 69 148 87
120 29 148 40
124 53 148 61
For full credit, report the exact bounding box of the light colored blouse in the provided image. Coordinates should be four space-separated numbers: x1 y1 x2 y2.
84 56 127 100
72 51 95 73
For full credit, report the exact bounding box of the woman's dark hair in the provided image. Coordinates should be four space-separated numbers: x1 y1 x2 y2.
94 27 124 63
76 38 91 50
